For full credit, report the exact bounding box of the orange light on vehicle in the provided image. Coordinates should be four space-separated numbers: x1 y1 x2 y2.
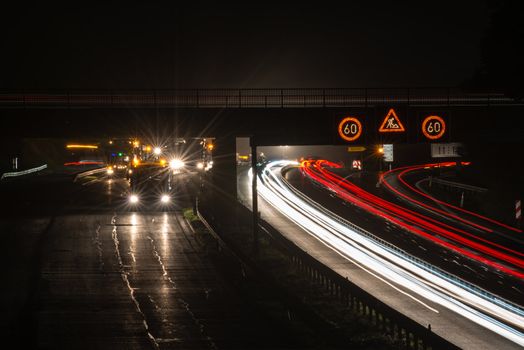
159 159 166 166
66 144 98 149
207 143 214 151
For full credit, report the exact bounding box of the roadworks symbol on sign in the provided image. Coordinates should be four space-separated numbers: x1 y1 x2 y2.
379 108 406 132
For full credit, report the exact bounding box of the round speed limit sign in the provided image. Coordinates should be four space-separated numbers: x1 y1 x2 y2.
338 117 362 142
422 115 446 140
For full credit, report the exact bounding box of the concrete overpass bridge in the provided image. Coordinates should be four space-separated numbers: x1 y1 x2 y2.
1 87 523 196
1 87 522 141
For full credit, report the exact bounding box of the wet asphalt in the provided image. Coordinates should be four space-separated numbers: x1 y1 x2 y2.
0 173 317 349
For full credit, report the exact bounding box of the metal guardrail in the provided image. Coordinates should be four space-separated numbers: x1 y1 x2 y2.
0 164 47 180
198 188 458 349
256 215 458 349
73 167 107 183
279 166 523 315
0 88 522 108
430 177 488 193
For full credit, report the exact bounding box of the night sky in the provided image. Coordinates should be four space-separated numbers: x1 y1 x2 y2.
0 1 495 90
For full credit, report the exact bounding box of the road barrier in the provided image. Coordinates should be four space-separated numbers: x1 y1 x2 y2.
0 164 47 180
198 196 459 350
72 167 107 183
256 211 458 350
430 177 487 194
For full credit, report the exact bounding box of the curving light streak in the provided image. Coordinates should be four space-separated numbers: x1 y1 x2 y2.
252 161 524 346
381 163 522 233
303 160 524 278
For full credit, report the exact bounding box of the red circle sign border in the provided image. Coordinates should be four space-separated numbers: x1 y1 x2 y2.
422 115 446 140
338 117 363 142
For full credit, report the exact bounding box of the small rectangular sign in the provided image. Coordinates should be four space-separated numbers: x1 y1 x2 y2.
431 143 462 158
383 144 394 162
347 146 366 152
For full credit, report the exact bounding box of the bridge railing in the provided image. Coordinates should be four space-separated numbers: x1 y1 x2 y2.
0 88 519 108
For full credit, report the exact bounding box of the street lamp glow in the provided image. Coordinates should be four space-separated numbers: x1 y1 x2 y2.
129 194 139 204
160 194 170 203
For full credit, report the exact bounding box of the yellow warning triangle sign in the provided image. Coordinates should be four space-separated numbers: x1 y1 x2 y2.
379 108 406 132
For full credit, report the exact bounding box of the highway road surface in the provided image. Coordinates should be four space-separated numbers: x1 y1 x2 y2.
0 171 318 349
237 161 524 349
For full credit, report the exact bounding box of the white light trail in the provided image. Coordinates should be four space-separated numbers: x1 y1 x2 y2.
251 160 524 346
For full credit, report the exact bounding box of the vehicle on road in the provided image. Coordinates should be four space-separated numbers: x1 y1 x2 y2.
127 162 174 208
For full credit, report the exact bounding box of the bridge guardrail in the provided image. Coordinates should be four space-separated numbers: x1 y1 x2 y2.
0 88 521 108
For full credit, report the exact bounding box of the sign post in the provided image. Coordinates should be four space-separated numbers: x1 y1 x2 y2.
250 138 259 254
517 199 522 228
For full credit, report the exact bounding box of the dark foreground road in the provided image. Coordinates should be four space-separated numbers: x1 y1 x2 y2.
0 174 316 349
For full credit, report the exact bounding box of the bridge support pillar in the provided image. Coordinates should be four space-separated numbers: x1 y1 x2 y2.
251 137 259 254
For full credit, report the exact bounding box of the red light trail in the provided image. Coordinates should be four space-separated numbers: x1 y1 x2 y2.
300 160 524 279
380 163 522 233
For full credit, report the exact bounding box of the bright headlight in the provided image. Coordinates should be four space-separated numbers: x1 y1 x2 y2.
129 194 139 203
107 168 114 175
160 194 170 203
196 162 204 170
169 159 185 170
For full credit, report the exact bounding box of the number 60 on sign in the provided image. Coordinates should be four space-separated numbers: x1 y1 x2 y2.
338 117 362 142
422 115 446 140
